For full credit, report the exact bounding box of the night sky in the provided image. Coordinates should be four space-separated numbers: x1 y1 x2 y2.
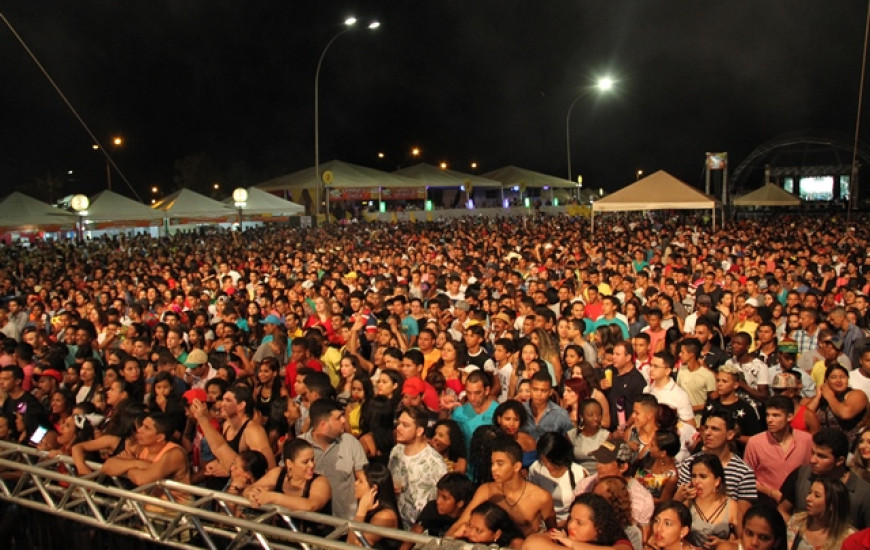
1 2 867 201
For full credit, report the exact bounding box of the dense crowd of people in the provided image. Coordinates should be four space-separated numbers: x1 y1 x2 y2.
2 211 870 549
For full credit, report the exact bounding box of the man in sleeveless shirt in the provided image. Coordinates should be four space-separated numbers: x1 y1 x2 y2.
102 412 190 502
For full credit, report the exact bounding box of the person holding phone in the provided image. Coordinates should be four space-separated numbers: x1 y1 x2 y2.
0 365 48 441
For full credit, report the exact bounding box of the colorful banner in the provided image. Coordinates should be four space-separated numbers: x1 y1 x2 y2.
706 152 728 170
327 187 426 201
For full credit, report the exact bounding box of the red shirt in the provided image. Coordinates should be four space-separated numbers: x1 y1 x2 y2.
284 358 323 397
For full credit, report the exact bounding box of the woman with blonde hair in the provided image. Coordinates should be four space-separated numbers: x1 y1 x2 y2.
786 477 854 550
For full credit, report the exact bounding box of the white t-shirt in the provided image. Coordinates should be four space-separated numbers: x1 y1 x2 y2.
497 362 514 403
644 379 695 423
528 461 588 523
850 369 870 401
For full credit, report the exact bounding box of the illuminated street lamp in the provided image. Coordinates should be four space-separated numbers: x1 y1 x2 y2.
93 136 123 190
636 169 643 180
233 187 248 229
70 193 89 242
411 147 421 158
314 16 380 222
566 76 615 182
440 162 448 170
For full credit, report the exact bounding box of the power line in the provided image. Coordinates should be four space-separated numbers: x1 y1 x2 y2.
0 11 144 202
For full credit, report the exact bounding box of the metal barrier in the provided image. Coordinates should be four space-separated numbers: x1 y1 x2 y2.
0 441 495 550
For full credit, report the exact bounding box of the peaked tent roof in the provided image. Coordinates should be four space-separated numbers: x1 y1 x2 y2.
152 188 236 220
0 192 78 230
481 165 579 189
592 170 719 212
256 160 423 191
223 187 304 215
733 182 801 206
394 163 502 188
85 190 165 223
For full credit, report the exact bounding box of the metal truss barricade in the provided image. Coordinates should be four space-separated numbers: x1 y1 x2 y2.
0 441 498 550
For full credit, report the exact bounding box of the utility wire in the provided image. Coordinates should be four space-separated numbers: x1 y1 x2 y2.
0 11 144 203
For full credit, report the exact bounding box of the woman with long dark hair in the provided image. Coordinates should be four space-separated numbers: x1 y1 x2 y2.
359 395 396 466
347 462 400 548
521 493 633 550
75 357 103 408
253 357 286 425
493 400 537 469
683 454 740 547
810 363 868 447
528 432 589 527
429 418 467 474
716 504 787 550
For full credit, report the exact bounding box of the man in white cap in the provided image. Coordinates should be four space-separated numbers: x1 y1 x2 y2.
184 349 217 390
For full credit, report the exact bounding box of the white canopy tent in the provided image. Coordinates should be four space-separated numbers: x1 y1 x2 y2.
151 188 236 223
84 190 165 227
732 182 801 207
257 160 427 217
223 187 304 216
481 165 591 203
0 192 77 231
394 163 502 207
591 170 721 231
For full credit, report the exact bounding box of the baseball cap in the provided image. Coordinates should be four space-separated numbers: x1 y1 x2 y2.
771 372 799 390
259 314 283 326
821 336 843 350
589 440 633 463
402 377 426 396
184 349 209 369
744 298 759 308
778 338 798 355
301 280 314 290
182 387 208 405
454 301 470 312
39 369 63 383
696 294 712 307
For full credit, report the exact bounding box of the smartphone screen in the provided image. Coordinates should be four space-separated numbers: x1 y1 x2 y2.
29 425 48 446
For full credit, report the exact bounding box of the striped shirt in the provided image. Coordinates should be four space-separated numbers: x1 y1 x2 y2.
678 452 758 501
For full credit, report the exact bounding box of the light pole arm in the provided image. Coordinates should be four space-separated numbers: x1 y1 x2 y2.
565 92 587 183
314 27 354 219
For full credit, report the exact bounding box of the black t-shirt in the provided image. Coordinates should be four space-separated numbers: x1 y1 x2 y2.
1 391 48 437
416 500 455 538
604 366 647 428
701 397 765 439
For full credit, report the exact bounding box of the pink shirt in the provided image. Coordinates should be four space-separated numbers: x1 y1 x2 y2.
743 429 813 490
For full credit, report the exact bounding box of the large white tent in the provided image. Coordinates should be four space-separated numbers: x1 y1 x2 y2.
482 165 592 203
0 192 77 231
394 163 502 189
84 190 165 227
257 159 422 191
223 187 304 216
152 188 236 222
591 170 720 231
733 182 801 207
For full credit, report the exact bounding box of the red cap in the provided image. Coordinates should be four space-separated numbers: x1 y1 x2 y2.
39 369 63 383
182 387 208 405
402 377 425 396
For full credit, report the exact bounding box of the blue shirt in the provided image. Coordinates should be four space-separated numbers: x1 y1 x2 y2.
452 400 498 452
523 400 574 440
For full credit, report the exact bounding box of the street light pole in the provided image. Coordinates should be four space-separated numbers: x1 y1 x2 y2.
566 77 614 182
314 18 379 224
